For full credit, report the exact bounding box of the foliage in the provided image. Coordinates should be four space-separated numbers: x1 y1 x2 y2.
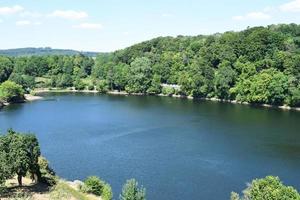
0 56 13 83
1 24 300 107
102 183 113 200
162 86 175 96
0 129 41 186
38 156 57 186
73 78 86 90
231 176 300 200
119 179 146 200
97 80 109 93
81 176 105 196
0 81 24 103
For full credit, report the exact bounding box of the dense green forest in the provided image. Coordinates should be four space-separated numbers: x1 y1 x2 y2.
0 23 300 107
0 47 99 57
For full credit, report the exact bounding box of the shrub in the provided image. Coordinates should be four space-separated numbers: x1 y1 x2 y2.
73 79 86 90
88 85 94 91
38 156 57 186
119 179 146 200
162 86 175 96
81 176 104 196
102 183 113 200
231 176 300 200
97 80 109 93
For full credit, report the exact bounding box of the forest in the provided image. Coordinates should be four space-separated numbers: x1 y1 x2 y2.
0 23 300 107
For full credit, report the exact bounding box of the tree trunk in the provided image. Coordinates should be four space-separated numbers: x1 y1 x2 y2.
17 174 22 186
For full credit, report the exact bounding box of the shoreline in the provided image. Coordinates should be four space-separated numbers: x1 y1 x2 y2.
32 88 300 112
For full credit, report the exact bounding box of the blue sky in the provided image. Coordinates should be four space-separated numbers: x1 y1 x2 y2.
0 0 300 52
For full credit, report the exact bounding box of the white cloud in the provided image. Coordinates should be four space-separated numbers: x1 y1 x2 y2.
233 12 271 21
72 23 102 30
16 20 31 26
49 10 88 20
0 5 24 15
280 0 300 12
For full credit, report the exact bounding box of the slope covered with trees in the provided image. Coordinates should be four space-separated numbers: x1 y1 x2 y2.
0 24 300 107
92 23 300 107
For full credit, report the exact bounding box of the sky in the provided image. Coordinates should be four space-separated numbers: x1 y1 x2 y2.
0 0 300 52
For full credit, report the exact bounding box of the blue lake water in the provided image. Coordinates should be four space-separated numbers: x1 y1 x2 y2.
0 93 300 199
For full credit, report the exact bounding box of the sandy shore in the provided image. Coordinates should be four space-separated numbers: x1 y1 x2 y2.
25 94 44 101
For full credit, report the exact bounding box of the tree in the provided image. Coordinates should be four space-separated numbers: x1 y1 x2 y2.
0 81 24 103
126 57 152 94
9 73 36 90
0 56 13 83
119 179 146 200
147 74 162 94
214 61 237 99
0 129 41 186
97 80 109 93
73 78 86 90
231 176 300 200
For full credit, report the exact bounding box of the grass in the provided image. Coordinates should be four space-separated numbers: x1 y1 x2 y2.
50 181 86 200
3 177 100 200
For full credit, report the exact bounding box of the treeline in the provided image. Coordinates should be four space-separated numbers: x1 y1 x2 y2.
92 23 300 107
0 23 300 107
0 54 94 91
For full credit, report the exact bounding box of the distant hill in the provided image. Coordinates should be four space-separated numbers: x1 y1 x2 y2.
0 47 100 57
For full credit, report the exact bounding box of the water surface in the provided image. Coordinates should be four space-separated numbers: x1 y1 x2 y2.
0 93 300 199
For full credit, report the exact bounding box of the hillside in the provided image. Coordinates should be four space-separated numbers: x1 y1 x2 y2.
0 48 100 57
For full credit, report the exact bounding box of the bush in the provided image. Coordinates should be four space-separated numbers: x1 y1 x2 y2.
162 86 175 96
102 183 113 200
231 176 300 200
38 156 57 186
81 176 104 196
97 80 109 93
88 85 94 90
119 179 146 200
73 79 86 90
0 81 24 103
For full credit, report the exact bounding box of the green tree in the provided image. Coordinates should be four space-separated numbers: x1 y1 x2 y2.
97 80 109 93
214 61 237 99
73 78 86 90
126 57 152 94
0 81 24 103
231 176 300 200
0 129 41 186
147 74 162 94
0 56 13 83
119 179 146 200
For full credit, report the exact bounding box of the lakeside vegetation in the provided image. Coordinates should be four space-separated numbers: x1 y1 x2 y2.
0 23 300 108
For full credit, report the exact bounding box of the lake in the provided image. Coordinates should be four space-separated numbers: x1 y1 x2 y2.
1 93 300 200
